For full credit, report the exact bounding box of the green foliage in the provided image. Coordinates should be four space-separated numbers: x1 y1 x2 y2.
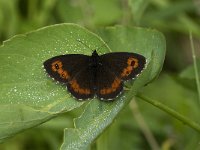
0 0 200 149
178 58 200 101
0 23 165 149
180 59 200 80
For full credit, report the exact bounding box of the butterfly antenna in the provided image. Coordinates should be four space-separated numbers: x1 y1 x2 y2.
96 42 107 51
76 39 93 51
76 39 108 52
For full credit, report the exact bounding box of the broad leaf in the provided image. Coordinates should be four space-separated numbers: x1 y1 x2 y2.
0 24 165 147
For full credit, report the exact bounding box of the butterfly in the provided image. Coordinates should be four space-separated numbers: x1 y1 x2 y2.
43 50 146 100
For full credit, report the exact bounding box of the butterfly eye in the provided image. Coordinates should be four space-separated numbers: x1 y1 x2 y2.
60 71 69 79
131 61 135 66
55 64 59 70
51 60 63 71
128 58 139 68
132 60 138 68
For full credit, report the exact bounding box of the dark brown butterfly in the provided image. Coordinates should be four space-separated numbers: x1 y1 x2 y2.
43 50 146 100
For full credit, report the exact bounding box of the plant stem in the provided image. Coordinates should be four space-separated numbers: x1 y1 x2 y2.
189 31 200 103
130 99 160 150
137 94 200 133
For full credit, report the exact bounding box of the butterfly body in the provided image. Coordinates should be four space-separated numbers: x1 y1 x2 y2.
43 50 146 100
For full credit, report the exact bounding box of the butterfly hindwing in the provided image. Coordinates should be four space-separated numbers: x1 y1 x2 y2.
100 52 146 81
43 54 89 83
67 66 95 99
95 65 123 100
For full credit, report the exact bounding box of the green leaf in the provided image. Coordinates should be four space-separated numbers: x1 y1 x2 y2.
177 59 200 91
88 0 122 26
137 73 200 149
128 0 150 25
56 0 122 27
55 0 83 23
180 59 200 80
0 23 112 142
0 0 18 39
61 25 166 149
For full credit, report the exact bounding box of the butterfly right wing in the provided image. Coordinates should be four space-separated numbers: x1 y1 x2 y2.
43 54 89 83
100 52 146 81
95 52 146 100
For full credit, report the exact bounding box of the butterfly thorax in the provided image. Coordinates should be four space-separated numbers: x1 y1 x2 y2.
89 50 102 68
90 50 102 90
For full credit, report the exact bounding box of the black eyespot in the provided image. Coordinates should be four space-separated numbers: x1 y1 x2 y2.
55 64 59 69
131 61 135 66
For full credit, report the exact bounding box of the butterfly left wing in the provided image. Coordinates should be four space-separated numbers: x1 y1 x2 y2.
43 54 96 100
100 52 146 81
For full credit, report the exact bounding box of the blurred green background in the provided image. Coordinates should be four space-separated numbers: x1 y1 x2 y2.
0 0 200 149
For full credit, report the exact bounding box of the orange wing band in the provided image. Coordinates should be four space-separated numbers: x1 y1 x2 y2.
51 60 70 79
100 77 121 95
69 79 91 95
121 57 139 77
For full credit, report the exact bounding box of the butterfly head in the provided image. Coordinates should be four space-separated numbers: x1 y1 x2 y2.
89 50 101 67
92 50 99 57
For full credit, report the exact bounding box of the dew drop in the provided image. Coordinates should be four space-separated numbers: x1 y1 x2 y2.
14 88 17 92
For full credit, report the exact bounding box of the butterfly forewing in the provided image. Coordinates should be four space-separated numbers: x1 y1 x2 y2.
43 54 89 83
100 52 146 81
